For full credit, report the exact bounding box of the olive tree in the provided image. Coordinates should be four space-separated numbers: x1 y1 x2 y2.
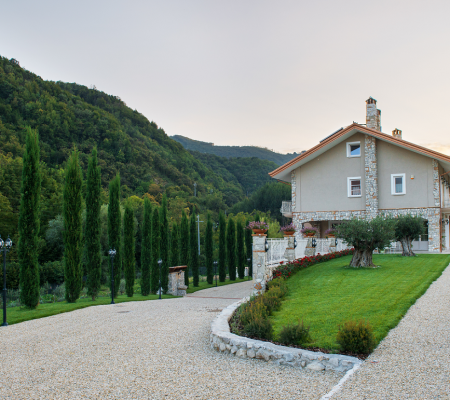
394 214 424 257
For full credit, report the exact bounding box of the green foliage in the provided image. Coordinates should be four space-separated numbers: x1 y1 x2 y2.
218 211 226 282
393 214 425 256
108 174 122 297
236 220 245 279
0 261 20 290
151 207 160 293
245 219 252 277
278 320 311 346
85 147 102 300
40 261 64 286
140 198 152 295
243 317 273 340
160 194 169 293
18 127 41 308
189 210 199 287
170 222 179 267
336 319 376 354
227 218 236 281
124 203 135 297
239 297 273 340
180 210 189 285
205 213 213 284
63 148 83 303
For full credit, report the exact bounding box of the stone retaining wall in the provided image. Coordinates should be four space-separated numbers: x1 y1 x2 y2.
210 298 362 373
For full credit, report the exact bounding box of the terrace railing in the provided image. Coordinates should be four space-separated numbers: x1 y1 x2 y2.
281 201 292 215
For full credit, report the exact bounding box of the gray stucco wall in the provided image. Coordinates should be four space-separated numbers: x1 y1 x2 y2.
377 141 434 209
295 133 366 212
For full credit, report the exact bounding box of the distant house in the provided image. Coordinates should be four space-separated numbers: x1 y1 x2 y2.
269 98 450 253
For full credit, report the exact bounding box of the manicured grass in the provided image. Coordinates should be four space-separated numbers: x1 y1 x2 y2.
4 293 175 326
186 277 250 294
271 254 450 351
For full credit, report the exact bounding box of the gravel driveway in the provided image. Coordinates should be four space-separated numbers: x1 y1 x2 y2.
0 281 341 400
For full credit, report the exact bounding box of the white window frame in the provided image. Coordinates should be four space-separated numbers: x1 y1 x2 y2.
346 141 361 158
391 173 406 195
347 176 362 197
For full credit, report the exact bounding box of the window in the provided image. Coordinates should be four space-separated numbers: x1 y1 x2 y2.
347 177 362 197
346 141 361 157
391 173 406 195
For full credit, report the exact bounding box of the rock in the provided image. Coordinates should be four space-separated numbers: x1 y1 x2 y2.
307 362 325 371
219 343 226 352
236 349 247 358
247 349 256 358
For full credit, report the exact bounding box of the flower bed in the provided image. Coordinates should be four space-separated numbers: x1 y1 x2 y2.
272 248 354 280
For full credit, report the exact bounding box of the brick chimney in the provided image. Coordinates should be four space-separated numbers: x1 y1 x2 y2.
392 128 402 139
366 97 381 131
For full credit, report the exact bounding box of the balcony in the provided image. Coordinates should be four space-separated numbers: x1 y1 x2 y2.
281 201 292 217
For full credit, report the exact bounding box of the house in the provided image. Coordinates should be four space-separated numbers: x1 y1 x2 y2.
269 98 450 253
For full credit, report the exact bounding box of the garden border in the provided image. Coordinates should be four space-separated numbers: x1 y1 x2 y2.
210 297 362 373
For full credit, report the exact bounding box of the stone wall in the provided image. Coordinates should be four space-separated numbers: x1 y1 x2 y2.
210 298 362 373
252 234 269 295
168 266 188 296
365 135 378 219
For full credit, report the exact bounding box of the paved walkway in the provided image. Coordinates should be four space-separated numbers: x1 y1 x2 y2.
0 281 341 400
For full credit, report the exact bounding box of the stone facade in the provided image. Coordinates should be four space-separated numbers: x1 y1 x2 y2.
432 159 440 207
366 97 381 131
291 170 296 211
365 134 378 219
283 235 296 262
252 234 269 295
167 266 188 296
210 298 362 373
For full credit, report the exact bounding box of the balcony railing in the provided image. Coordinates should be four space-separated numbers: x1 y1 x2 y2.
444 200 450 208
281 201 292 215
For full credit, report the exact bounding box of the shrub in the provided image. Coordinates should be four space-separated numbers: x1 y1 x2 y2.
243 316 273 340
262 286 284 313
267 277 288 296
53 283 66 302
278 320 311 346
336 319 376 354
40 261 64 285
240 296 268 326
119 279 126 295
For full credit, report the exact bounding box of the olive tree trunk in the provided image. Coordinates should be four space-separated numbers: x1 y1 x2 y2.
349 249 375 267
400 238 415 256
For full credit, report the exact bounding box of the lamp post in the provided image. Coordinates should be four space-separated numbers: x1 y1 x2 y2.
1 236 12 327
247 258 251 281
213 261 218 287
108 249 116 304
158 259 162 299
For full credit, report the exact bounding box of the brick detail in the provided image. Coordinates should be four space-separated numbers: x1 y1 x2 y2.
365 135 378 218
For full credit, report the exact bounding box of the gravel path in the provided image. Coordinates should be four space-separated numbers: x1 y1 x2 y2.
0 281 341 400
333 264 450 400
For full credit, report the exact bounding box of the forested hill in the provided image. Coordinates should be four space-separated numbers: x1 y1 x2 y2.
171 135 302 166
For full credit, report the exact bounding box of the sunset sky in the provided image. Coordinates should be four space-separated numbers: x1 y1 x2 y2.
2 0 449 154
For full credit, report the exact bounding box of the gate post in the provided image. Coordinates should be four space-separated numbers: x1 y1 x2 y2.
252 233 268 295
284 236 296 262
305 238 316 257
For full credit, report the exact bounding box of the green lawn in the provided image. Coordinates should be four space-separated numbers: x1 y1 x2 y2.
271 254 450 350
186 277 250 294
4 293 175 326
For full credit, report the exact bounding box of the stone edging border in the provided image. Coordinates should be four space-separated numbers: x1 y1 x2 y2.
210 297 362 373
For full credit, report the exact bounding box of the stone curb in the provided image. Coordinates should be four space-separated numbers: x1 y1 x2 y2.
210 297 362 373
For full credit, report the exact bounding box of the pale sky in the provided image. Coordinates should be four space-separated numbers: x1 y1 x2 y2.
2 0 449 154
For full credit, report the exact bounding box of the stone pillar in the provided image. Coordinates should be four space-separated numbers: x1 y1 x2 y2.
428 208 441 253
168 266 188 296
329 237 336 251
291 170 297 212
284 235 296 262
304 237 315 257
365 134 378 219
252 234 268 295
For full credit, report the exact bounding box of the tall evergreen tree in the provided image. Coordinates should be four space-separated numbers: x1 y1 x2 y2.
218 211 227 282
245 219 253 278
85 147 102 301
18 127 41 309
108 174 122 297
140 198 152 296
171 222 179 267
236 220 245 279
227 218 236 281
63 148 83 303
189 210 199 287
124 203 135 297
160 194 169 293
180 210 190 286
205 213 214 284
151 207 160 293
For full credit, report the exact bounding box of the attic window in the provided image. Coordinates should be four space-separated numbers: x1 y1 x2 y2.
347 141 361 158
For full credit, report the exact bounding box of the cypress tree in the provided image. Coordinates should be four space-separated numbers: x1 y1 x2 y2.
218 211 226 282
245 219 253 277
205 213 213 284
227 218 236 281
160 194 169 293
18 127 41 309
108 174 122 297
170 222 179 267
124 203 135 297
85 147 102 301
63 148 83 303
236 220 245 279
180 210 190 286
189 210 199 287
140 198 152 296
151 207 160 294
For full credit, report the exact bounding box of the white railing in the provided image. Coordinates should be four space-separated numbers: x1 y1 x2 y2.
281 201 292 215
266 238 289 266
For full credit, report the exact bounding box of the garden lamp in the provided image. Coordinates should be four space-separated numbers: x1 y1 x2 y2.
213 261 218 287
158 259 162 299
265 239 269 252
1 235 12 327
108 248 116 304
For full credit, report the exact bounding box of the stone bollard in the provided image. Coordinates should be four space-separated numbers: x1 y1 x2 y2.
168 266 188 296
252 233 268 296
304 237 316 257
283 235 296 262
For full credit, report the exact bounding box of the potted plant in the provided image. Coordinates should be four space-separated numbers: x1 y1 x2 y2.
280 223 296 236
246 221 269 234
300 226 319 237
324 228 337 238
